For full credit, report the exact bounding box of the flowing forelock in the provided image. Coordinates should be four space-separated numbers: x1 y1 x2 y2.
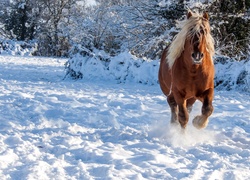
167 12 215 68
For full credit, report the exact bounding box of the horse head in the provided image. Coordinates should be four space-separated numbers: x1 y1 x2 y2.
167 11 214 68
186 11 212 65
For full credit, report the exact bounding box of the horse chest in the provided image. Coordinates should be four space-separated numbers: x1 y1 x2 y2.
175 65 205 83
173 65 210 98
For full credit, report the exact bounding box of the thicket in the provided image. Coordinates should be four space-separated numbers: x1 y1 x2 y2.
0 0 249 60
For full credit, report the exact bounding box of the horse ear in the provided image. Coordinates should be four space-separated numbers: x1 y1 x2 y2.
203 12 209 20
187 11 192 19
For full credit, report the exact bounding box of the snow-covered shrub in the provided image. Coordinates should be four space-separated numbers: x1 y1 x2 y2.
208 1 250 61
108 52 159 84
65 47 159 85
0 39 37 56
214 57 250 92
66 50 250 92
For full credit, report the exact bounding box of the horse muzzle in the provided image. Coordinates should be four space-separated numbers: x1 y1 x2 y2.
192 52 204 64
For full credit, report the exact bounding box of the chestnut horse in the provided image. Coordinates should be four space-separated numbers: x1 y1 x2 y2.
158 11 215 129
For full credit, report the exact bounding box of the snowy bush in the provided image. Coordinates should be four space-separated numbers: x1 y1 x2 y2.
66 51 250 92
0 39 37 56
65 48 159 85
215 57 250 92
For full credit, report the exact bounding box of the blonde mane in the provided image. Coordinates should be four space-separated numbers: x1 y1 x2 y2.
167 12 215 68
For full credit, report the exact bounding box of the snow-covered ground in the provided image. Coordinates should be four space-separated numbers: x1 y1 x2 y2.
0 55 250 179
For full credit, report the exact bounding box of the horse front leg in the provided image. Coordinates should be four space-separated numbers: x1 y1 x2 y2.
167 95 178 124
193 88 214 129
178 101 189 128
174 95 189 128
187 97 196 113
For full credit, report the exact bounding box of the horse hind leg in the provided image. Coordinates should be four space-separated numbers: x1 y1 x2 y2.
167 95 178 125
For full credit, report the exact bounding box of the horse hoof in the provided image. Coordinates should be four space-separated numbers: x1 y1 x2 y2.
170 121 180 128
192 115 209 129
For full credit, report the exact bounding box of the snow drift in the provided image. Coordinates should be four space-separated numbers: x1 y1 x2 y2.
65 48 159 85
0 39 37 56
66 48 250 92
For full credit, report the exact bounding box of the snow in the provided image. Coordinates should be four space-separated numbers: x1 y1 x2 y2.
0 55 250 179
76 0 97 7
85 0 97 6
